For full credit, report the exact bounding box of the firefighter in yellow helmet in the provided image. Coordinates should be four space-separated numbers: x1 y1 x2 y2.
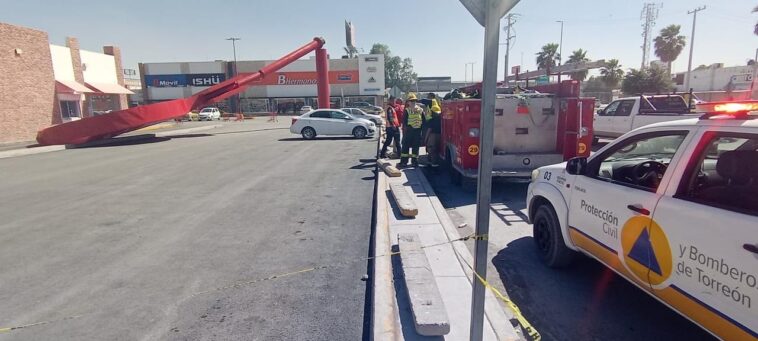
398 93 426 168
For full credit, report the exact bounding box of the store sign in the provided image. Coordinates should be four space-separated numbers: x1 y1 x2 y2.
364 56 379 62
368 77 376 83
145 74 187 87
363 88 381 92
367 67 377 72
277 75 318 85
189 73 225 86
145 73 225 88
337 74 353 81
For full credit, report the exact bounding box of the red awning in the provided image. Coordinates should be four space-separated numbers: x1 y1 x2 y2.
55 80 93 93
85 82 134 95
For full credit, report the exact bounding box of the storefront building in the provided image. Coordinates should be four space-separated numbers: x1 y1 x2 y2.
139 54 385 114
1 22 132 144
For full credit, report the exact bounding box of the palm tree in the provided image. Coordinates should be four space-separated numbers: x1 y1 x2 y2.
535 43 560 76
600 59 624 89
566 49 590 81
653 25 686 74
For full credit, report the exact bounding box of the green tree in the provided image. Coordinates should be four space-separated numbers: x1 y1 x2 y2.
370 43 417 91
621 64 674 95
599 59 624 89
535 43 560 76
565 49 590 81
653 25 686 74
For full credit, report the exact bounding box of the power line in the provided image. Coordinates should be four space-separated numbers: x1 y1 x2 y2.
640 3 661 70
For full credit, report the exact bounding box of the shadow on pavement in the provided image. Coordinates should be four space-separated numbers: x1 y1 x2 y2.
71 136 171 148
166 133 213 139
212 127 289 136
278 137 358 142
492 238 715 341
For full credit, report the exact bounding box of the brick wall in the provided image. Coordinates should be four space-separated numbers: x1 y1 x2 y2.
103 46 128 110
66 37 89 117
0 22 55 144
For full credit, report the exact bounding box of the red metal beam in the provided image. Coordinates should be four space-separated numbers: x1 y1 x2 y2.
37 37 327 145
315 48 330 109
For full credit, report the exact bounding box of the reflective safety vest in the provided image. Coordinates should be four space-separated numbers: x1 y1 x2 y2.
406 106 423 129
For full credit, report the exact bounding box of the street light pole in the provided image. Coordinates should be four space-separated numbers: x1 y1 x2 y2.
556 20 564 83
226 37 241 117
684 6 705 92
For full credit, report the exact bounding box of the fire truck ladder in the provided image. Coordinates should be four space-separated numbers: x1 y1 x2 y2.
37 37 331 145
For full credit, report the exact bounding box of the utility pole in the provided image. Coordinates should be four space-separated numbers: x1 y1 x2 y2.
684 6 706 92
640 3 660 70
466 62 476 84
226 37 241 116
502 13 519 85
556 20 564 82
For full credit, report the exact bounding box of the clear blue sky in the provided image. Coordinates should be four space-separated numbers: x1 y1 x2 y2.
2 0 756 81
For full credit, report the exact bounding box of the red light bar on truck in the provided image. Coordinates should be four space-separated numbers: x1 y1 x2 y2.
697 100 758 119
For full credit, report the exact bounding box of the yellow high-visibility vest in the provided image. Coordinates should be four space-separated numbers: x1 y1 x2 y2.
406 106 423 128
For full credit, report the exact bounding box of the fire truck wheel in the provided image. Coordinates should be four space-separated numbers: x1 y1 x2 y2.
532 204 576 267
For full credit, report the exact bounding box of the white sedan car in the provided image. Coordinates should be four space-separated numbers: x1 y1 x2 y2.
341 108 383 126
197 107 221 121
290 109 376 139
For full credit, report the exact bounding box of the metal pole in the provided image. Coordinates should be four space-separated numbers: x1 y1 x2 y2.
469 3 500 341
684 6 705 91
465 64 468 86
504 14 513 84
557 20 564 83
226 37 241 115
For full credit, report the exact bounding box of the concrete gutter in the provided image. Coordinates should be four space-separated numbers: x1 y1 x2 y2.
0 145 65 160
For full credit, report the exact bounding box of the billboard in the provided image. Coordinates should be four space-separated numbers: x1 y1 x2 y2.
345 20 355 48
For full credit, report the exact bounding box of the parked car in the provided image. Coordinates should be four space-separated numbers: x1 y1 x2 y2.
593 95 699 142
350 101 383 114
290 109 376 139
197 107 221 121
300 106 314 115
341 108 383 125
526 100 758 340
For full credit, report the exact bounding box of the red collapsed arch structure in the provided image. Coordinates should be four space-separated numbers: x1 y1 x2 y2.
37 37 331 145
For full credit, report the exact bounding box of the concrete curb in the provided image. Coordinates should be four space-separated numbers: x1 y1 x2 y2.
372 169 402 341
134 122 177 132
389 183 418 217
65 134 158 149
398 233 451 336
154 124 222 137
415 170 525 341
0 145 65 159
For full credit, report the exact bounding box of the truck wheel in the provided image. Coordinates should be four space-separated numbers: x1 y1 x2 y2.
446 149 462 185
533 204 576 267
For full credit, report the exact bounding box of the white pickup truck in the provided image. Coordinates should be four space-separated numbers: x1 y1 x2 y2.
593 95 700 142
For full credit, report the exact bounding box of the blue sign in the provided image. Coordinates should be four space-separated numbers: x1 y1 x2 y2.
145 74 187 88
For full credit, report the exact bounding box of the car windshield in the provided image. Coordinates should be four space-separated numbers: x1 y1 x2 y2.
201 108 214 113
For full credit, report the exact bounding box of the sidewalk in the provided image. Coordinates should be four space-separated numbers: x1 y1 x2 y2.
373 163 524 340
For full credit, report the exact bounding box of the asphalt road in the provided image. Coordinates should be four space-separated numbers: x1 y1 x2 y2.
0 121 377 340
422 168 717 341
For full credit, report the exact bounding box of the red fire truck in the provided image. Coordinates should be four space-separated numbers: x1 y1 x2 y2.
440 80 595 183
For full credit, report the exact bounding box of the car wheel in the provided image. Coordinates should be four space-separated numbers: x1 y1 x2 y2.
301 127 316 140
352 126 367 139
533 204 576 267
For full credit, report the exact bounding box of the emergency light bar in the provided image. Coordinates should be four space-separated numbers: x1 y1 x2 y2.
697 100 758 119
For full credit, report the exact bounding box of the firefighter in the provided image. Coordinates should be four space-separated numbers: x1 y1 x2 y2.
380 97 401 159
398 93 426 168
424 101 442 167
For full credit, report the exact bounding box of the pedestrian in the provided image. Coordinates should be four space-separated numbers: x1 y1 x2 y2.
380 97 401 159
424 99 442 167
398 93 426 168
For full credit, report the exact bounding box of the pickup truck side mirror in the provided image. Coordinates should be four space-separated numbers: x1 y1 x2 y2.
596 109 604 115
566 157 588 175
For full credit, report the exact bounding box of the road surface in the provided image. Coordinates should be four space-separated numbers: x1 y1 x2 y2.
0 121 377 340
422 168 716 341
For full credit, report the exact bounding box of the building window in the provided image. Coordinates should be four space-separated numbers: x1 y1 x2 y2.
60 101 80 118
